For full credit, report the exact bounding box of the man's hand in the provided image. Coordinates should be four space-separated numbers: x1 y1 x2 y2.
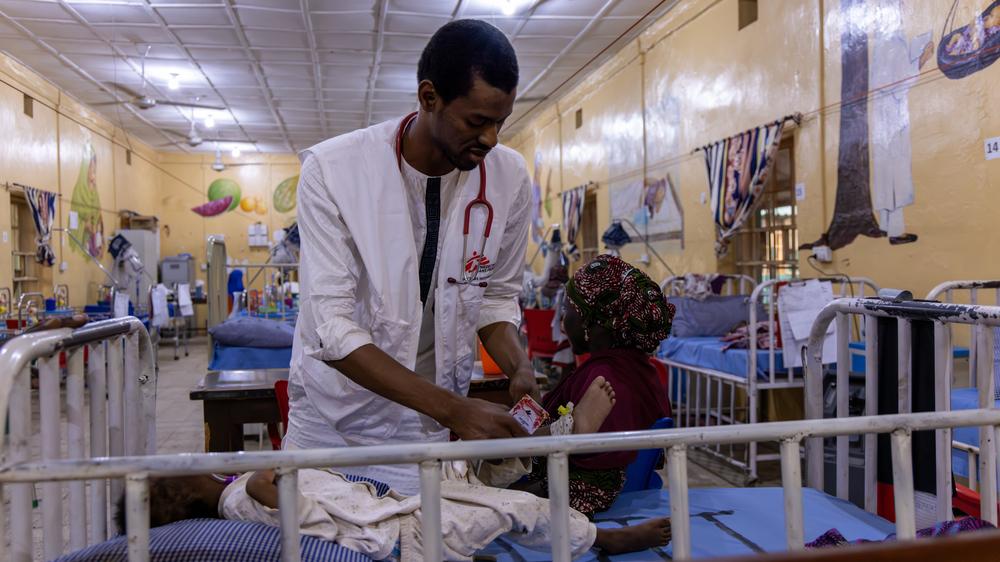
508 368 541 404
445 397 528 440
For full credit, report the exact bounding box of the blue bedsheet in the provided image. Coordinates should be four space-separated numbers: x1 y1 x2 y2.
478 487 893 560
209 342 292 371
951 387 1000 481
659 337 788 380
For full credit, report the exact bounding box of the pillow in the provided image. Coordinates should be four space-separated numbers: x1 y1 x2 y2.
209 316 294 348
55 518 373 562
668 295 761 338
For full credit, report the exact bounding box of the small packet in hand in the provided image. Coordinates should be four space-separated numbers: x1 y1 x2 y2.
509 395 549 435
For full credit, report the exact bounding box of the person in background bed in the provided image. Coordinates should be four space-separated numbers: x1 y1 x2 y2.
115 378 671 561
514 254 675 517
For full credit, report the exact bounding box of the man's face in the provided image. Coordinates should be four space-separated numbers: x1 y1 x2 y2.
427 75 515 171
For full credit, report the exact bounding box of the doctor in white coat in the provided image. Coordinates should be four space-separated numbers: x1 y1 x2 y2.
285 20 538 494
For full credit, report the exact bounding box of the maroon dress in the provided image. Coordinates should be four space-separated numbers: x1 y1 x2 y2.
526 348 670 516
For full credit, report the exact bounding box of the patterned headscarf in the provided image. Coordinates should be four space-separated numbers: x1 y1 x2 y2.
566 255 675 353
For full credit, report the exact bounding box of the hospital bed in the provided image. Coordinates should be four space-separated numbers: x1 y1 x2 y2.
206 236 298 371
658 274 879 482
5 301 1000 561
923 280 1000 493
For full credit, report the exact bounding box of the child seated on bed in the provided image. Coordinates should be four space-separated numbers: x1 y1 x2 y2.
513 255 675 517
119 377 671 561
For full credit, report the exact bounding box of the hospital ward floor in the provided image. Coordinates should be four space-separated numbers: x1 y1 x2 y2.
16 337 781 559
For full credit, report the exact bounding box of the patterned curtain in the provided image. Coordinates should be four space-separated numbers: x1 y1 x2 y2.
704 120 785 256
561 184 587 260
24 186 57 266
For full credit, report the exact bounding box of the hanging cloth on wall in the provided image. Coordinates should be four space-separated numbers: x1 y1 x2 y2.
561 184 587 261
23 185 57 267
702 119 786 256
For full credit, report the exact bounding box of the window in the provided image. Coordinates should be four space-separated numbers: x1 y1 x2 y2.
730 136 798 282
739 0 758 30
575 108 583 129
23 94 33 118
126 149 133 166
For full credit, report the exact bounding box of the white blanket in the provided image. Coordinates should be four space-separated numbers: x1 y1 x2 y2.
220 463 596 561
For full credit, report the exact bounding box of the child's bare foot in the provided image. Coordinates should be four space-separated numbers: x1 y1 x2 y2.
573 376 616 434
594 517 671 554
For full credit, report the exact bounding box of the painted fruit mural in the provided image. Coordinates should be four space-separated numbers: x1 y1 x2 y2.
273 175 298 213
192 196 232 217
207 178 242 212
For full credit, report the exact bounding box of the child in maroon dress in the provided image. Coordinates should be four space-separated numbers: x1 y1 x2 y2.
517 255 675 517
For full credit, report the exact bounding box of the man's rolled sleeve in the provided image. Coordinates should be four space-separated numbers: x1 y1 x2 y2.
297 154 374 361
477 171 531 331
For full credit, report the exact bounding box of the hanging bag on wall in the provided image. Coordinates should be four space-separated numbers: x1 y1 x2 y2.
937 0 1000 79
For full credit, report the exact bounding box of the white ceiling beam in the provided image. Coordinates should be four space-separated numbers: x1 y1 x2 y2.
363 0 388 127
519 0 620 97
0 7 187 152
135 0 259 149
218 0 295 152
299 0 329 140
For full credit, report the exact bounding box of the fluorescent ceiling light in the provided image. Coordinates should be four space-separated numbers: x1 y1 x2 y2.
203 114 215 129
231 146 241 158
167 73 180 90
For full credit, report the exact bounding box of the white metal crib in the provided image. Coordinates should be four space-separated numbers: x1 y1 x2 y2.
3 301 1000 561
660 275 879 482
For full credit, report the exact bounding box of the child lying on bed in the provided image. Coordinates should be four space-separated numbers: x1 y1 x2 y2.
121 377 671 561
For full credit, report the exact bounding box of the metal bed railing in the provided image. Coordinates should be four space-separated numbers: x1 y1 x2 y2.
805 296 1000 525
0 317 156 561
206 236 298 337
926 280 1000 388
2 407 999 560
924 281 1000 492
661 274 757 297
662 276 879 481
2 306 1000 561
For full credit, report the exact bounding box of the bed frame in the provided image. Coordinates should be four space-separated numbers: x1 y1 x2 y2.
659 275 879 482
206 236 298 351
924 280 1000 492
3 300 1000 561
804 295 1000 525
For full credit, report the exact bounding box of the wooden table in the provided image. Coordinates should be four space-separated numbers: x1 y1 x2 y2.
190 365 548 452
189 369 286 452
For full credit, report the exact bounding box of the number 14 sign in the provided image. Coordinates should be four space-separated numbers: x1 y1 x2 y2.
987 136 1000 161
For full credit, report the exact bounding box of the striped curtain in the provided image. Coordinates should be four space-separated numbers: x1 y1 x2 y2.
561 184 587 260
24 186 57 266
704 120 785 256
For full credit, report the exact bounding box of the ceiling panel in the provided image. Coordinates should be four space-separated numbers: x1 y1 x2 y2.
2 0 669 152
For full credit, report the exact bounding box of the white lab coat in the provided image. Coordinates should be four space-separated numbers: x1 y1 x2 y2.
285 117 531 493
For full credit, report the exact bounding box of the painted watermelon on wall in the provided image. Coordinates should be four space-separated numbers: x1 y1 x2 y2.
192 196 233 217
273 175 298 213
207 178 242 212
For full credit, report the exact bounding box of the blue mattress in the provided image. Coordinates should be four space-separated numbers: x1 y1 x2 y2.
478 487 893 560
209 342 292 371
56 518 374 561
59 487 891 562
659 336 789 380
951 387 1000 481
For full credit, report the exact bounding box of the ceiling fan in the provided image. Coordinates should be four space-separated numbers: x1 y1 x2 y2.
94 46 224 111
162 104 257 148
210 143 263 172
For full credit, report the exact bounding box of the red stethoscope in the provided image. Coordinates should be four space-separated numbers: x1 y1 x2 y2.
395 112 493 287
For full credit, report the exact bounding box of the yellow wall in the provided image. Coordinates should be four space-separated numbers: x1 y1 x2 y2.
506 0 1000 300
157 152 300 292
0 52 301 309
